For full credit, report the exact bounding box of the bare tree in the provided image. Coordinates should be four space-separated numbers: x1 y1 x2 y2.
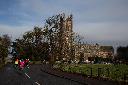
11 13 84 64
43 13 74 63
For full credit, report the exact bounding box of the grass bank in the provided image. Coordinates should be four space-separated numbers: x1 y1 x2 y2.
29 61 42 64
54 64 128 81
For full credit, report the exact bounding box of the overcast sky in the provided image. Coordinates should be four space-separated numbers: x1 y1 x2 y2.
0 0 128 48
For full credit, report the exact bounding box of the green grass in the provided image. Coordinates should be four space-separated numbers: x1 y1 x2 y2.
30 61 42 64
55 64 128 81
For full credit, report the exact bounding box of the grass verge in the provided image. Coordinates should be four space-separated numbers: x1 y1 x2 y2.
54 64 128 81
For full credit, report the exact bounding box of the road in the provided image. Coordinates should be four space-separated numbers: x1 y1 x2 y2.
0 64 84 85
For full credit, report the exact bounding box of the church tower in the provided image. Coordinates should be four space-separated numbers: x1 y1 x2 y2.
64 14 73 32
62 14 73 62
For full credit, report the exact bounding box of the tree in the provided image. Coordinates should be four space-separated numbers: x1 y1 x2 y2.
44 13 74 63
11 13 82 64
11 27 50 61
0 34 11 63
116 46 128 63
72 33 85 63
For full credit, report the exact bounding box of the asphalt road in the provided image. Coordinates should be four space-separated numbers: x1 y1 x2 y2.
0 64 84 85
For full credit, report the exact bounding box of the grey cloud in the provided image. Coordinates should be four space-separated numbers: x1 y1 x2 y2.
0 24 33 40
0 0 128 47
75 0 128 23
74 22 128 41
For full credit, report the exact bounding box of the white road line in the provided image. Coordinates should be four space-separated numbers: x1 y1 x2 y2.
25 73 30 78
35 81 41 85
25 73 41 85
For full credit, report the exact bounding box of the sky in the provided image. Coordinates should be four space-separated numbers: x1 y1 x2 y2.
0 0 128 49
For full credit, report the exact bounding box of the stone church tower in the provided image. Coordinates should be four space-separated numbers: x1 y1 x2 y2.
64 14 73 32
61 14 73 62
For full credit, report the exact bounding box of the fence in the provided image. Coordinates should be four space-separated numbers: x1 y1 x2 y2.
64 65 128 82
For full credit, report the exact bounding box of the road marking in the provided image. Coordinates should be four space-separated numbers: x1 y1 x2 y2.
25 73 41 85
35 81 41 85
25 73 30 78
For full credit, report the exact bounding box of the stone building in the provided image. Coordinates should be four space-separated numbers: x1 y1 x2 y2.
52 14 114 63
98 46 114 58
74 43 114 62
55 14 73 62
62 15 73 61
